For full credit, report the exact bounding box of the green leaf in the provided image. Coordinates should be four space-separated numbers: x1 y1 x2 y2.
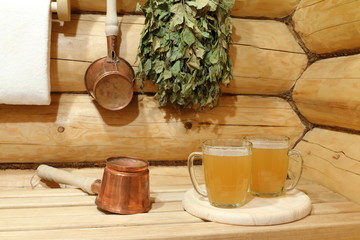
170 61 182 75
152 36 161 51
136 0 233 109
154 60 165 74
195 47 206 59
170 3 185 30
164 69 172 80
196 0 209 9
181 28 196 46
222 0 235 9
208 0 218 11
209 49 220 64
170 47 183 62
143 59 152 73
135 2 142 12
187 54 200 70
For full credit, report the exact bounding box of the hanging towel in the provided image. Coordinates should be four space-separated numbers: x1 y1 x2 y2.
0 0 52 105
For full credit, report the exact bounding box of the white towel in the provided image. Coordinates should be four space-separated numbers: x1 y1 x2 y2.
0 0 51 105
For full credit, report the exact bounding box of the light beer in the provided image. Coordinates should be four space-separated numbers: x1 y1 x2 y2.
203 148 252 207
250 142 289 196
188 139 253 208
246 135 303 197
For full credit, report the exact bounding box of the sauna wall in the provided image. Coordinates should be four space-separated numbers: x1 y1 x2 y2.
291 0 360 204
0 0 308 164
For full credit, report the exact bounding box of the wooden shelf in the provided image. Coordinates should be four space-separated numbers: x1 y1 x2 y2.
0 166 359 239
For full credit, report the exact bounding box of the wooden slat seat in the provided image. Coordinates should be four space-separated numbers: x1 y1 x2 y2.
0 167 359 239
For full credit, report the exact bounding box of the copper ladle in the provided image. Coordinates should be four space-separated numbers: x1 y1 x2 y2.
36 157 151 214
84 0 134 111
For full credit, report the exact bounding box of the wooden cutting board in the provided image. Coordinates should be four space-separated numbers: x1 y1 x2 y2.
182 187 312 226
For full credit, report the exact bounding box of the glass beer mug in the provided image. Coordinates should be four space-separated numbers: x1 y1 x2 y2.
245 135 303 197
187 139 252 208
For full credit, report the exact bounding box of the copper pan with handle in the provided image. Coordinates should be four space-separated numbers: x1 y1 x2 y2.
36 157 151 214
84 0 134 111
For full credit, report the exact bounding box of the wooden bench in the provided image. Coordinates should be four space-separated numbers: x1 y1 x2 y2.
0 166 359 239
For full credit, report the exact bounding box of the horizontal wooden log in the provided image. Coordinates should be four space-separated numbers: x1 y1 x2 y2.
0 94 305 163
50 15 307 95
293 0 360 54
295 128 360 204
293 54 360 130
69 0 300 18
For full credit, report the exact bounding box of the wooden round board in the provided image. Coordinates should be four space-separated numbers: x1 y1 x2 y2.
182 187 312 226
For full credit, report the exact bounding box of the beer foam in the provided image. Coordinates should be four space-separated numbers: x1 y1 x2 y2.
204 147 251 156
250 140 288 149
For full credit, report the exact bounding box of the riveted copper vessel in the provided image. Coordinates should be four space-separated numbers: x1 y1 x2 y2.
95 157 151 214
84 37 134 111
84 0 134 111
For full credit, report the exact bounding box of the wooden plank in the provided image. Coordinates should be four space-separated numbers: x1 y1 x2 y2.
0 211 202 232
307 192 349 204
293 55 360 130
311 202 360 215
0 195 96 209
0 167 203 190
0 202 183 219
0 192 183 209
0 188 88 198
293 0 360 54
1 213 360 239
69 0 300 18
0 94 305 163
295 128 360 204
50 15 307 94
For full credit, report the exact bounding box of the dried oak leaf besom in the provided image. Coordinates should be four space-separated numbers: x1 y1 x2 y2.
136 0 234 109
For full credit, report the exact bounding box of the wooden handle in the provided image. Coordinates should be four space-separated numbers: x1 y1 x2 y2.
105 0 118 36
36 165 99 194
51 0 71 21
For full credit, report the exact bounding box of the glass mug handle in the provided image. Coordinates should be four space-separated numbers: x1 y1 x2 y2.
284 149 304 191
187 152 207 197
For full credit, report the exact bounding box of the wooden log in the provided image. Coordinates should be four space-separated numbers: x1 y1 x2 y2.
293 0 360 54
50 15 307 95
69 0 300 18
232 0 301 18
293 54 360 130
295 128 360 204
0 94 305 163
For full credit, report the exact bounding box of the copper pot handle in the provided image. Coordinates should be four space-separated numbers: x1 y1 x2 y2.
105 0 119 62
36 165 100 194
105 0 118 36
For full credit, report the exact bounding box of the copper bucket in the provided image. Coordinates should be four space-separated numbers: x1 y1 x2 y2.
36 157 151 214
84 0 134 111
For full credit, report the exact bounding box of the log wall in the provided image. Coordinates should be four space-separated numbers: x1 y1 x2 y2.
293 54 360 131
293 0 360 54
0 94 305 163
295 128 360 204
70 0 301 18
52 15 307 95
